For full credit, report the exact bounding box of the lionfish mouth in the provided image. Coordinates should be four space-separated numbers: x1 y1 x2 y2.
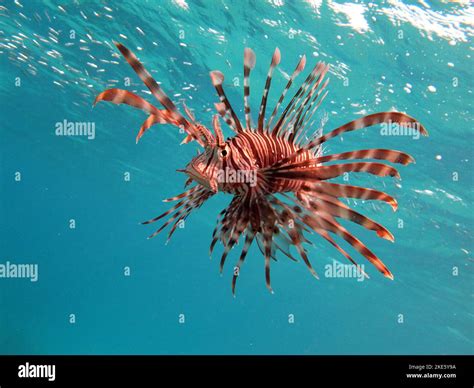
182 167 217 193
94 41 428 295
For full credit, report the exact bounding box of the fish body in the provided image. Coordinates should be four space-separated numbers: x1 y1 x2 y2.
95 42 428 294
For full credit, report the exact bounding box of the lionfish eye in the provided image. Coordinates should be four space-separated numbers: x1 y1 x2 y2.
219 144 230 158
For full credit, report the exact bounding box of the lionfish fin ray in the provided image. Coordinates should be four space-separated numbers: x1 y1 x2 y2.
210 70 244 133
243 48 256 130
257 47 281 132
268 55 306 133
113 42 205 146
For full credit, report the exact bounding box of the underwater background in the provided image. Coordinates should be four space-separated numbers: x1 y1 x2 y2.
0 0 473 355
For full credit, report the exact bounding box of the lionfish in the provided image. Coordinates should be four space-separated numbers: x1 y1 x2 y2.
95 42 427 294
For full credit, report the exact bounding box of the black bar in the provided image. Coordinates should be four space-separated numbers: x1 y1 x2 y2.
0 355 472 386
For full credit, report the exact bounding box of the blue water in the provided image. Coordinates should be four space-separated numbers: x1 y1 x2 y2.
0 0 473 355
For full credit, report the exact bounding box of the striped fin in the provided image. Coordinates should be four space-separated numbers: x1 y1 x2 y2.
313 228 369 280
269 196 319 279
147 206 189 239
163 186 199 202
315 149 415 165
269 162 400 180
299 212 369 279
256 234 277 261
136 114 168 143
219 198 243 246
219 206 249 273
277 148 414 169
292 77 330 140
214 102 236 131
256 198 278 292
210 196 242 256
264 235 273 293
114 42 203 145
307 112 428 150
143 186 214 239
294 88 328 144
210 71 243 133
257 47 281 132
209 209 227 256
141 200 185 225
232 229 256 295
310 212 394 279
166 207 193 242
286 224 319 279
243 48 256 130
272 228 298 262
286 64 329 139
212 115 224 146
301 182 398 210
115 42 181 118
94 88 160 115
270 112 427 169
302 192 394 242
182 100 195 122
267 55 306 132
272 62 324 137
180 134 194 145
93 88 177 143
314 162 400 180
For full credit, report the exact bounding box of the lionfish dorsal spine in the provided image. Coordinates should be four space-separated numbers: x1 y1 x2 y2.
243 48 256 131
257 47 281 132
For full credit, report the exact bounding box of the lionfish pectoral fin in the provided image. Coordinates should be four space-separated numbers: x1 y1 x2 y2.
317 229 370 280
315 149 415 166
301 182 398 211
298 192 395 243
266 162 401 181
306 111 428 150
256 234 278 261
270 111 427 172
316 213 394 280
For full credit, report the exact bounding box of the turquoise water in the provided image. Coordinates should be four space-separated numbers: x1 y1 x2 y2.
0 0 473 355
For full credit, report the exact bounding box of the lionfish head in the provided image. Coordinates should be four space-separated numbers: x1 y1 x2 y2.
184 142 231 193
182 113 233 192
